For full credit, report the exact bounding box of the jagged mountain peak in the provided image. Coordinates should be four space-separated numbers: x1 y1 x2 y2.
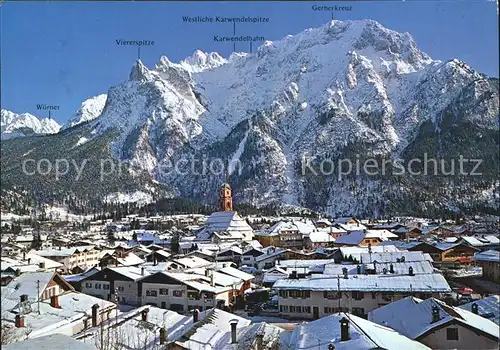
1 109 61 140
62 94 108 130
6 19 495 217
129 59 153 81
180 49 228 73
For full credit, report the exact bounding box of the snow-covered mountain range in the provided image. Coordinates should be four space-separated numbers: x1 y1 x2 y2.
1 20 498 216
1 110 61 140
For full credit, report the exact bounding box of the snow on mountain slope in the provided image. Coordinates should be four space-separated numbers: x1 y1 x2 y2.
1 109 61 140
2 19 497 217
63 94 107 130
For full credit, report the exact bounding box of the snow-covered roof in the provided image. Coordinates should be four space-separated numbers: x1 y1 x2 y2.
360 251 433 263
5 253 64 270
33 245 96 257
282 312 430 350
278 259 335 269
63 267 101 283
365 229 399 240
2 271 58 304
174 256 213 268
460 236 487 247
3 292 116 340
315 218 332 226
368 297 499 341
273 274 451 292
334 231 367 245
175 308 253 349
107 266 151 281
4 333 98 350
196 211 253 240
255 247 286 262
459 295 500 325
307 230 336 243
75 305 193 348
217 266 254 281
339 245 401 261
473 250 500 263
114 252 145 266
338 223 367 232
322 260 435 276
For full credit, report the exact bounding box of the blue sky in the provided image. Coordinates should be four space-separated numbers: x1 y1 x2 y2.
1 1 498 124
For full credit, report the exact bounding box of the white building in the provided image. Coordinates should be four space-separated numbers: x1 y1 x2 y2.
369 297 500 349
273 273 451 319
196 211 254 242
281 312 430 349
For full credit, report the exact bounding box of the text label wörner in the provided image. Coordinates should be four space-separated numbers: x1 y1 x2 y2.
182 16 270 23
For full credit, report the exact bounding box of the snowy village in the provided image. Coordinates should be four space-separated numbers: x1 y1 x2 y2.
2 0 499 349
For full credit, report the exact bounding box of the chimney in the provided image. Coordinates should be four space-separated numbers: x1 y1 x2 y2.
141 308 149 322
471 303 478 314
50 295 60 308
431 304 441 323
389 264 394 274
159 327 167 345
91 304 100 327
20 294 28 303
229 319 239 344
408 266 414 276
23 251 26 261
27 258 31 265
15 314 24 328
39 262 45 269
255 331 264 349
210 271 215 287
339 317 350 341
192 308 200 323
342 267 348 279
15 268 21 276
205 269 210 277
356 265 361 274
141 267 145 276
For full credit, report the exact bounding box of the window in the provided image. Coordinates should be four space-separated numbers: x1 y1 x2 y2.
302 306 311 313
173 290 183 297
159 288 168 295
352 307 365 316
117 286 124 292
103 285 110 290
95 283 102 289
371 292 376 299
290 306 301 313
279 305 289 313
352 291 364 300
188 291 200 300
146 290 158 297
85 282 92 288
446 328 459 341
324 291 341 299
324 307 335 314
289 290 310 299
279 290 288 298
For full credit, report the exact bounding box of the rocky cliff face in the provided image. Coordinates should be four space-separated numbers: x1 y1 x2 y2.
1 20 498 216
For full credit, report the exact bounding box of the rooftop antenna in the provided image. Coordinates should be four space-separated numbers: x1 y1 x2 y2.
337 275 341 312
36 279 41 315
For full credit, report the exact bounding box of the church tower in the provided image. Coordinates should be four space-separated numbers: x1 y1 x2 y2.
219 183 233 211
